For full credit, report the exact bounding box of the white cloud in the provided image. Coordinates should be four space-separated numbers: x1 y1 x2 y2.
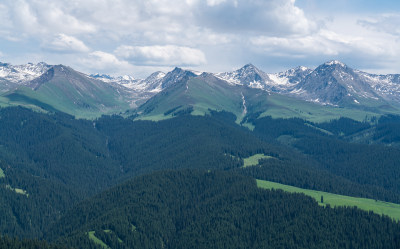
250 29 355 57
7 0 96 36
11 0 41 35
358 13 400 36
81 51 133 71
0 4 12 29
1 0 400 76
206 0 229 6
2 0 318 45
248 13 400 74
192 0 318 36
46 34 90 53
115 45 207 66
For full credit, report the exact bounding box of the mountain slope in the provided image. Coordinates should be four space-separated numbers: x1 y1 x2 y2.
0 62 51 87
216 61 400 112
0 65 133 118
293 61 384 106
48 170 400 249
137 71 275 123
1 60 400 121
137 69 397 123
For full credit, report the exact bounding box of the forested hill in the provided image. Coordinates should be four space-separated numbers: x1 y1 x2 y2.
49 170 400 249
0 107 280 238
2 106 400 247
0 236 69 249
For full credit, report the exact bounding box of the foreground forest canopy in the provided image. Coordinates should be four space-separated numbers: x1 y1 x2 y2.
1 107 400 248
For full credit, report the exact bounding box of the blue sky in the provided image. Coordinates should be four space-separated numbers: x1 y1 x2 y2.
0 0 400 78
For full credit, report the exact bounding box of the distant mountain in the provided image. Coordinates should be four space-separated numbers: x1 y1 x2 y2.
215 61 400 109
1 65 134 118
2 60 400 120
215 63 272 89
292 61 382 106
140 63 400 123
138 71 275 123
0 62 51 92
215 63 312 93
0 62 51 84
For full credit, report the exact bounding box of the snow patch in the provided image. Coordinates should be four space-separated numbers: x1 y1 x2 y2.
325 60 345 67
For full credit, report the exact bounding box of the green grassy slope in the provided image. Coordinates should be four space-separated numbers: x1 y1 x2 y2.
137 73 400 124
257 179 400 221
88 231 109 249
138 74 248 122
259 93 400 123
0 66 132 118
242 154 272 168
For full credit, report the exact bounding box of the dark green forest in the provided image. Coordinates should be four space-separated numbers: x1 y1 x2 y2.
1 106 400 248
0 236 69 249
49 170 400 249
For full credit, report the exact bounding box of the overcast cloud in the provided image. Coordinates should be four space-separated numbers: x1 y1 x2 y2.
0 0 399 77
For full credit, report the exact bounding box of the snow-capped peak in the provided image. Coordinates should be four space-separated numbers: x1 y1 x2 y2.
324 60 346 67
121 75 135 81
0 62 51 84
299 66 310 71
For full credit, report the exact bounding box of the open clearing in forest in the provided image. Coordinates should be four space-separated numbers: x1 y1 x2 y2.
257 179 400 221
88 231 109 249
242 154 273 168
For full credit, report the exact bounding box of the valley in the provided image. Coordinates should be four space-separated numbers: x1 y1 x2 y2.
0 61 400 248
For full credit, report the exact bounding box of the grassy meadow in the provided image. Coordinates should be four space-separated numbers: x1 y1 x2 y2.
257 179 400 221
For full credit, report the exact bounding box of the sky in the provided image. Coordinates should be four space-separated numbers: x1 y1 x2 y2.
0 0 400 78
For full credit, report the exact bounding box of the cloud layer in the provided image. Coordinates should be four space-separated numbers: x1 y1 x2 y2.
115 45 206 66
0 0 399 77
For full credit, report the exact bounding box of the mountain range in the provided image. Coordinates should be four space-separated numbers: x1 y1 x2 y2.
1 60 400 120
2 60 400 248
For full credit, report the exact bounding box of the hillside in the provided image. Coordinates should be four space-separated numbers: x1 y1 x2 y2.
48 170 400 249
1 106 400 241
0 65 134 118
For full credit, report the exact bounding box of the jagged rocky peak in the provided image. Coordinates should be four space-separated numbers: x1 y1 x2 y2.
325 60 346 66
282 66 312 76
145 71 166 81
161 67 197 89
241 63 257 70
317 60 349 71
237 63 264 75
26 64 81 90
0 62 51 84
215 63 271 88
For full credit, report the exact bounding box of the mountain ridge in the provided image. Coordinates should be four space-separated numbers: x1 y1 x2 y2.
2 60 400 120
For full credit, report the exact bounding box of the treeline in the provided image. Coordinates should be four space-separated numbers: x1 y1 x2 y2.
248 115 400 203
294 136 400 198
236 157 400 203
48 170 400 249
